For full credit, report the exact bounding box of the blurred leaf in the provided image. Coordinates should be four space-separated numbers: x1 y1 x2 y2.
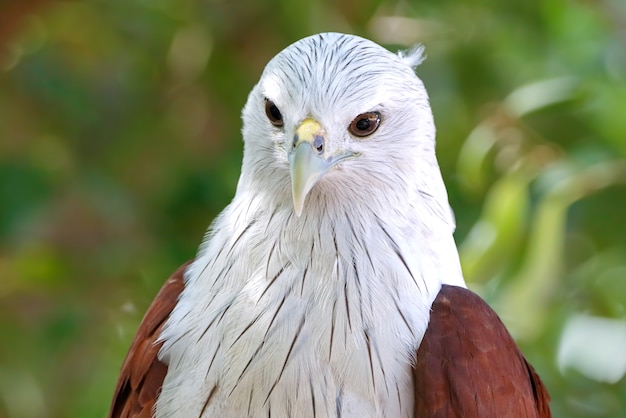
460 172 530 282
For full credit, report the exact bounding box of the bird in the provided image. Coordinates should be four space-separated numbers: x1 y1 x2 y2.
109 32 551 417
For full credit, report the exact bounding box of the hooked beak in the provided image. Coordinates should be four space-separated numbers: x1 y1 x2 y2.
288 118 359 216
288 118 331 217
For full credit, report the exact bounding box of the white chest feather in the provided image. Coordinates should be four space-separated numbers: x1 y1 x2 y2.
155 197 448 417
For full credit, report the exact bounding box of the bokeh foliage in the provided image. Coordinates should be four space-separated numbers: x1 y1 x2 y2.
0 0 625 417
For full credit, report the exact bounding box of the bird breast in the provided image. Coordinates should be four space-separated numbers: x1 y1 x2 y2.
155 196 441 417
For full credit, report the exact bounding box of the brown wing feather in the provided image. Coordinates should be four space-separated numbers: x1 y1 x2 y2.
109 262 190 418
414 284 551 418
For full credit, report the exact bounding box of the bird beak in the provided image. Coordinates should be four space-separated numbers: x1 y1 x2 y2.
289 118 331 217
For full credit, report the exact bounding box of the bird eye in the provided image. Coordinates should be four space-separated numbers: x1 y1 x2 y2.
348 112 381 137
265 100 284 127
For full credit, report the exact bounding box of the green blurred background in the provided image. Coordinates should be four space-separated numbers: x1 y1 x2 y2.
1 0 625 417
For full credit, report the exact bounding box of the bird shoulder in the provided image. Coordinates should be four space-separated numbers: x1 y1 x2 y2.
414 284 551 418
109 262 190 418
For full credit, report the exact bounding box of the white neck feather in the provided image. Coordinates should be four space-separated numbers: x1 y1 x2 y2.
155 175 463 417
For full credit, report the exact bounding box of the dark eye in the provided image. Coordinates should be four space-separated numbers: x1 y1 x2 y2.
348 112 381 137
265 100 284 127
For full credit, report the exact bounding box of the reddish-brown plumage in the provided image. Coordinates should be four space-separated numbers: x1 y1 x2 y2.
109 268 551 417
413 284 551 417
109 262 188 418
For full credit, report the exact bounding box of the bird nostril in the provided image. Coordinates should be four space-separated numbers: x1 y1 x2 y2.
313 135 324 154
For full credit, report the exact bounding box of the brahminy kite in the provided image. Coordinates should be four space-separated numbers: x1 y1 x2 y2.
109 33 551 418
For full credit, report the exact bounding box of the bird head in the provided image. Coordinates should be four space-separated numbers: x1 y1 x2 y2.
239 33 447 221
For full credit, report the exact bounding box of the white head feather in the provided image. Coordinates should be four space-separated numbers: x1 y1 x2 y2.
240 34 448 224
